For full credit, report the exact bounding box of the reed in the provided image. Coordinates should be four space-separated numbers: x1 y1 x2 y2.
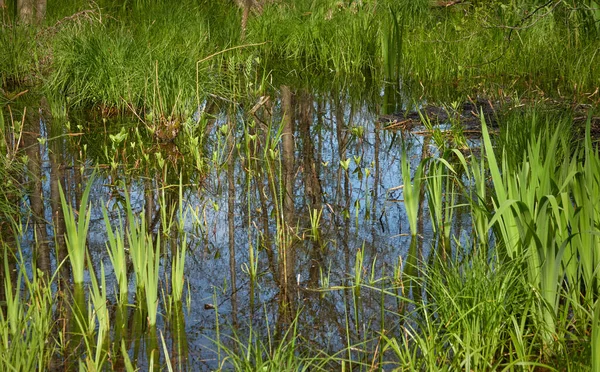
81 259 110 371
59 174 94 285
124 192 148 292
144 232 161 328
170 234 187 304
400 148 424 237
103 207 128 305
1 246 55 371
425 157 456 245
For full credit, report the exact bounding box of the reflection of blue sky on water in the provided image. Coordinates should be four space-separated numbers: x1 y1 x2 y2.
20 91 471 367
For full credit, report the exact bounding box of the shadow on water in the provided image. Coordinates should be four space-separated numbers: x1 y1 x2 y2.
6 81 471 369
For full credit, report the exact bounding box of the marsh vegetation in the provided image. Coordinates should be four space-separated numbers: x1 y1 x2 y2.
1 0 600 370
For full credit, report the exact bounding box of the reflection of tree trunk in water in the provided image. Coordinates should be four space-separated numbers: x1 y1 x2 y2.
409 136 431 308
334 95 350 211
315 98 323 175
145 178 155 234
248 117 278 283
0 111 20 308
72 164 83 211
160 167 180 255
418 136 430 263
226 115 238 327
298 91 322 210
406 236 421 305
334 94 356 341
373 121 381 222
298 91 324 289
48 119 70 287
202 99 219 138
23 107 51 279
279 85 296 320
47 117 72 365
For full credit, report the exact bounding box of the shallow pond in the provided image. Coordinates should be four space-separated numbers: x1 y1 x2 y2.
12 85 484 370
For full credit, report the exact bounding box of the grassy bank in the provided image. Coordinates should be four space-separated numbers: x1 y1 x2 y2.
1 0 599 113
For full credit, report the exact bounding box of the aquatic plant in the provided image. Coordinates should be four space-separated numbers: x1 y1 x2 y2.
59 174 94 285
0 246 55 371
400 148 425 237
103 207 128 305
144 233 161 328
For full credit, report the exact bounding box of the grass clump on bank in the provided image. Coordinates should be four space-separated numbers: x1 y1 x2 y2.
3 0 599 117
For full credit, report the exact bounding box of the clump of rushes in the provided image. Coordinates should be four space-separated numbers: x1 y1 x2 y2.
483 116 569 346
171 233 187 304
1 246 55 371
400 148 424 237
103 207 129 305
59 174 94 285
124 192 149 292
123 191 161 327
144 233 161 327
81 258 110 371
425 157 455 245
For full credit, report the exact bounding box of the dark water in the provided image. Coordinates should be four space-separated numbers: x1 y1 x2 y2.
14 87 473 369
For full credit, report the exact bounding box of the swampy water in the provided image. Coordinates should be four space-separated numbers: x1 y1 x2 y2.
17 86 481 369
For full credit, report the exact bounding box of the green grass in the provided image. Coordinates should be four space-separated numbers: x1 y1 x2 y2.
2 0 600 370
3 0 598 119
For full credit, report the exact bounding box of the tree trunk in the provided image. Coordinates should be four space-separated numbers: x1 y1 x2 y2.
17 0 46 24
35 0 46 24
17 0 34 23
241 0 252 40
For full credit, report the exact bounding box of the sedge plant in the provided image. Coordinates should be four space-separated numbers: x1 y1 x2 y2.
59 174 95 285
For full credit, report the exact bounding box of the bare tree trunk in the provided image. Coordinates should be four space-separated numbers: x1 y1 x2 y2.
17 0 45 23
17 0 34 23
241 0 252 40
35 0 46 23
